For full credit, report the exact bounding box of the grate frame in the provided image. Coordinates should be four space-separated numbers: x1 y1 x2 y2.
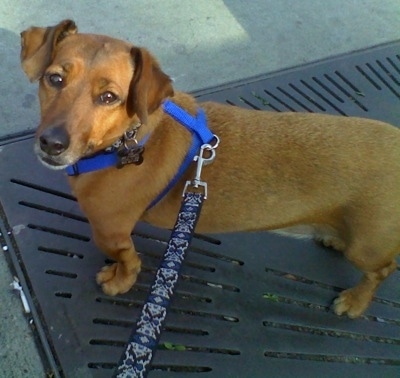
1 41 400 377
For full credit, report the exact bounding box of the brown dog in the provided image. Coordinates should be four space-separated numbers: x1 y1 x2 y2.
21 20 399 318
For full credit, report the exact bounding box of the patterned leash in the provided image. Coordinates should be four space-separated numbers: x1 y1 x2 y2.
114 141 218 378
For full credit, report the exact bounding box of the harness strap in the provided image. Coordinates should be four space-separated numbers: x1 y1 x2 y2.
162 100 214 143
147 101 214 208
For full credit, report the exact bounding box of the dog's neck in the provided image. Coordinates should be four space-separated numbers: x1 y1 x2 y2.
66 97 216 210
105 122 142 152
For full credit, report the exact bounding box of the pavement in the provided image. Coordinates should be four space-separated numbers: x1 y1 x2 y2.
0 0 399 376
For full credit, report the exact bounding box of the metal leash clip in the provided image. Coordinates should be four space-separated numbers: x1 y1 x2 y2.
183 135 219 199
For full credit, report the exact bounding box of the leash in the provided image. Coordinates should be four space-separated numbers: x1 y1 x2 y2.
64 99 218 375
113 141 218 378
64 100 219 375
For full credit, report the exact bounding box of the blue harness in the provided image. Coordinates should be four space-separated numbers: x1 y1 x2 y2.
66 100 215 208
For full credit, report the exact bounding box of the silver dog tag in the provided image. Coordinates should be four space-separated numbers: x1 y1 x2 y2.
116 145 144 168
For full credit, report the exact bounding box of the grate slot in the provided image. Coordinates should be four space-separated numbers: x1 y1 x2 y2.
170 308 239 323
386 57 400 75
10 178 76 201
262 294 331 312
365 63 400 98
238 96 261 110
87 362 116 370
262 321 400 345
150 365 212 373
89 339 126 347
265 268 342 292
355 65 382 90
38 246 84 259
175 292 212 304
376 59 400 86
95 296 239 322
263 89 296 111
45 270 78 279
192 233 221 245
27 223 90 241
164 326 209 336
93 318 134 328
250 91 281 112
27 223 90 242
288 83 326 111
135 227 220 248
323 74 368 111
93 318 209 337
180 274 240 293
158 344 241 356
140 250 216 273
312 76 345 103
334 70 363 94
189 247 244 266
55 292 73 298
88 362 214 373
225 99 236 106
19 201 88 223
276 86 313 112
264 352 400 366
299 80 347 115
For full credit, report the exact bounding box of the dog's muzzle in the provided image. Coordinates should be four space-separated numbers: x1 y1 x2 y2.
39 125 70 156
36 125 71 169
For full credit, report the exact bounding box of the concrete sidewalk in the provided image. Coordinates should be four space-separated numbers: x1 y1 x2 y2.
1 1 399 376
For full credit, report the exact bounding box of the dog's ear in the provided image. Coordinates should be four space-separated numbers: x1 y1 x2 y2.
127 47 174 124
20 19 77 82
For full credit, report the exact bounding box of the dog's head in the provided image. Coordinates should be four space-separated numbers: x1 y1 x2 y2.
20 19 174 169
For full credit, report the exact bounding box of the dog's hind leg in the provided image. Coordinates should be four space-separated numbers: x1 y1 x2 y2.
333 238 398 318
313 225 346 252
274 224 347 252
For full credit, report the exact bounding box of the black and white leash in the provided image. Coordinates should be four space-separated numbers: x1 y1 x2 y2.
113 141 218 378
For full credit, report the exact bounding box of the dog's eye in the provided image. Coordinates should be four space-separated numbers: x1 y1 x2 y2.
98 91 119 105
47 73 64 88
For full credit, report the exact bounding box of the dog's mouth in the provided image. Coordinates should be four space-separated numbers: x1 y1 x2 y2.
34 143 77 170
34 140 98 170
39 154 69 170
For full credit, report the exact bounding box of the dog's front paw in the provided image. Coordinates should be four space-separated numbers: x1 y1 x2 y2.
96 262 141 296
333 289 370 318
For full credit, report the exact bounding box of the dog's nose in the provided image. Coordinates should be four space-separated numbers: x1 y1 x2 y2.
39 126 70 156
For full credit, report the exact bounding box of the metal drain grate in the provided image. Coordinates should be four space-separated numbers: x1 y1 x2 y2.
194 42 400 125
1 41 400 378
